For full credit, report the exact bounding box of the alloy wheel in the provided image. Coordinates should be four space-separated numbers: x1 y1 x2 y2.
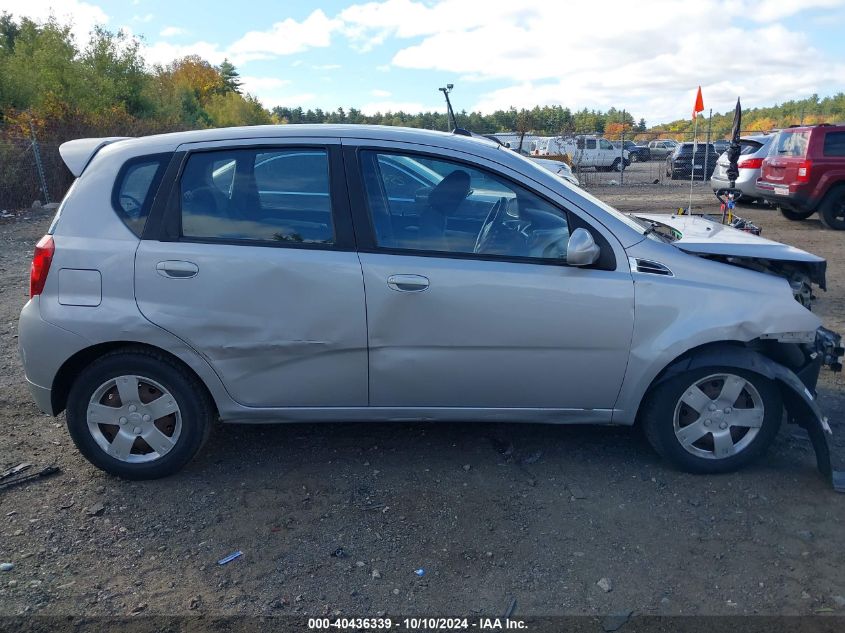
86 375 182 463
672 373 764 460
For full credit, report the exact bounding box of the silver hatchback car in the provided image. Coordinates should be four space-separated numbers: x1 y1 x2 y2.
711 135 774 201
18 125 842 482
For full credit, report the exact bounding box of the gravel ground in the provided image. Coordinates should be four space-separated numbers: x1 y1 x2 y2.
0 176 844 620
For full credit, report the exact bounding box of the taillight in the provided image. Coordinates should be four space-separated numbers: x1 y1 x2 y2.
797 160 811 183
738 157 763 169
30 235 55 298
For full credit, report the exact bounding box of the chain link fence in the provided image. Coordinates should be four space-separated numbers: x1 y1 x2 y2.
504 128 780 188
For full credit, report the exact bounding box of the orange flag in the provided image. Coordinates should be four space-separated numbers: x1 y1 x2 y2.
692 86 704 119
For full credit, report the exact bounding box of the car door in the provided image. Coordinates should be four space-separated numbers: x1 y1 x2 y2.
599 139 616 166
345 143 635 417
134 138 368 407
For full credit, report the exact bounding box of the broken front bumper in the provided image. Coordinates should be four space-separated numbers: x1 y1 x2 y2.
794 327 844 492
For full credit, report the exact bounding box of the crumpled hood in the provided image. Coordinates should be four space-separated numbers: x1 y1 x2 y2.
632 212 828 291
632 213 824 262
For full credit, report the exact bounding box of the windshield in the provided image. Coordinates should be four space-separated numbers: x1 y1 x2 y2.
505 148 648 234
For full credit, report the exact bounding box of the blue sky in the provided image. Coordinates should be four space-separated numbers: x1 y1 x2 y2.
7 0 845 124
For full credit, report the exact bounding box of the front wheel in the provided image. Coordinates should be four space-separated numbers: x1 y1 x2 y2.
66 349 214 479
780 207 815 221
641 367 782 474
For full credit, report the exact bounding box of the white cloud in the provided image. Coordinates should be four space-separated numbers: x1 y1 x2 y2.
159 26 185 37
371 89 391 97
339 0 845 122
2 0 108 45
312 63 341 70
132 13 154 23
141 40 228 66
227 9 341 63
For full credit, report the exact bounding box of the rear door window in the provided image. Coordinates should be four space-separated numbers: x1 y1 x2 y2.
823 131 845 157
113 154 170 236
179 147 334 245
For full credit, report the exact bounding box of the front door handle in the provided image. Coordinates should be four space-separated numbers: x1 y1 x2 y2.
387 274 429 292
156 260 199 279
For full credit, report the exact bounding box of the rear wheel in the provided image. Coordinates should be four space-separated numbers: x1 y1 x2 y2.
66 349 214 479
819 186 845 230
641 367 782 474
780 207 815 221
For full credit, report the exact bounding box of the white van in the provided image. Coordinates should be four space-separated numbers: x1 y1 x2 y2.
535 135 629 171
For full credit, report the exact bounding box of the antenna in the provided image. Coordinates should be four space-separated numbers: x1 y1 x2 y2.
439 84 458 131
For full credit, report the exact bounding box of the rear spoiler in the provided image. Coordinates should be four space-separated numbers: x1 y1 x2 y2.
59 137 132 177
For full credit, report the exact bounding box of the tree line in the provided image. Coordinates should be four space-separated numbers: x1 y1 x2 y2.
1 12 843 207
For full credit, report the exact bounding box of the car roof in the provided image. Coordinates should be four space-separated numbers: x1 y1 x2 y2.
107 124 502 153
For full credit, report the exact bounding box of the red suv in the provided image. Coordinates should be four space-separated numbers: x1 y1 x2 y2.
756 124 845 229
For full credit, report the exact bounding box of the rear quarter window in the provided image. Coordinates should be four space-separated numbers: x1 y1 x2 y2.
112 154 171 236
822 131 845 157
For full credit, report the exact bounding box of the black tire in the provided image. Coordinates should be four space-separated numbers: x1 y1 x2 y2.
780 207 815 221
629 154 639 163
66 348 215 479
819 185 845 230
640 367 782 474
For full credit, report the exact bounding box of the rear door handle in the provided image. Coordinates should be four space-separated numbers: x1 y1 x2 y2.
156 260 199 279
387 274 429 292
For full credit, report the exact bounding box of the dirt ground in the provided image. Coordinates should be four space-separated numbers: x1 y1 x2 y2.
1 173 844 621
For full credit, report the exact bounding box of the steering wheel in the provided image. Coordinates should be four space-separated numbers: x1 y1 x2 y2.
119 193 143 214
473 198 507 254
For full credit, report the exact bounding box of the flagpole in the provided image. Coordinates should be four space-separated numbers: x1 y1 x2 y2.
688 113 699 214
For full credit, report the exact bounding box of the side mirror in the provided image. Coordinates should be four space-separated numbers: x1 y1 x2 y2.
566 228 601 267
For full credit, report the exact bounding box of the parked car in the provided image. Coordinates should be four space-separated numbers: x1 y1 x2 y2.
711 135 774 202
534 135 629 171
756 124 845 229
612 139 651 162
20 125 840 481
530 157 579 186
647 139 678 160
712 139 731 154
666 142 718 180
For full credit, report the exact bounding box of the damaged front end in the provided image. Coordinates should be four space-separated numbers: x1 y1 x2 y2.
632 212 828 308
754 327 844 491
702 255 825 309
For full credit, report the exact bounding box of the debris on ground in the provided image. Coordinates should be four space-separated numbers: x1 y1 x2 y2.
0 465 59 493
217 551 243 565
85 502 105 517
0 463 31 480
414 568 425 577
0 562 14 572
371 569 381 579
503 597 517 618
330 547 348 558
597 577 613 592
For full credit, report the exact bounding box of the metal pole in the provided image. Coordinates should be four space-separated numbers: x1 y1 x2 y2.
29 119 50 205
688 115 699 214
703 108 712 182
